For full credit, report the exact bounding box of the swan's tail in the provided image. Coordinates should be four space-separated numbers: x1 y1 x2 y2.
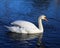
4 25 10 29
4 25 12 31
4 25 19 32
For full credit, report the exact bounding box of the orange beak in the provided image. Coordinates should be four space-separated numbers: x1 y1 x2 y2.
44 17 48 21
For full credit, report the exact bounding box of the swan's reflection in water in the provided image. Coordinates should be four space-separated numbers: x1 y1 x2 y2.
7 32 43 41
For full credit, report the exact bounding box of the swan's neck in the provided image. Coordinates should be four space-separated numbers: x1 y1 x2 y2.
38 19 43 32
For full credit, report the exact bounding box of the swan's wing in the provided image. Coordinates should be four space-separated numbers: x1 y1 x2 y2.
11 20 40 33
11 20 36 28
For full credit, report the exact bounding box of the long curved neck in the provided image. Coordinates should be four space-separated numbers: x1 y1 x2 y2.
38 18 43 32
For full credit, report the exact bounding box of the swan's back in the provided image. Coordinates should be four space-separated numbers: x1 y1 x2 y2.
11 20 40 33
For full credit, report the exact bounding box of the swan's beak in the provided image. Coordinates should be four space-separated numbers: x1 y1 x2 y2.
44 17 48 21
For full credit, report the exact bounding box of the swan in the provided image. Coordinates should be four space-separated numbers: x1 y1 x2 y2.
5 15 48 40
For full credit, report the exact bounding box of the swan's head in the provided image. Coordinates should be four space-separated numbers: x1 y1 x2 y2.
39 15 48 21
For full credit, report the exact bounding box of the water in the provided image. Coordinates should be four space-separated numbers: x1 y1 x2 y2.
0 0 60 48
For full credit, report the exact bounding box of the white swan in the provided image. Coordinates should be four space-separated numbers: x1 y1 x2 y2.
5 15 48 40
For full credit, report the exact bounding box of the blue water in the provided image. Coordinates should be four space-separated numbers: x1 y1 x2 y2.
0 0 60 48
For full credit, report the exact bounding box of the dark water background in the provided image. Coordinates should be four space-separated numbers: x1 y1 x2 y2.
0 0 60 48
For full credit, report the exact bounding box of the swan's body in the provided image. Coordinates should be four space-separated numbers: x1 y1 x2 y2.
10 20 41 33
5 15 47 40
